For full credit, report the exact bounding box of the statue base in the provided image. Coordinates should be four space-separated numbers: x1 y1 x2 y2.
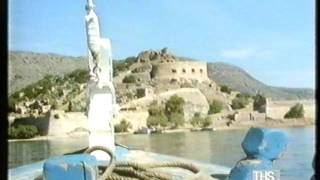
87 81 115 161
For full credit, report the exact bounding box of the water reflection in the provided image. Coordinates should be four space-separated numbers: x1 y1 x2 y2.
272 127 315 180
116 130 247 166
9 137 88 168
9 127 315 180
9 141 50 168
150 133 187 156
115 127 315 180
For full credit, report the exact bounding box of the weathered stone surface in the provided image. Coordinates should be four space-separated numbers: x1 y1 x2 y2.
121 88 209 122
152 61 210 83
136 48 176 63
47 110 89 136
114 110 149 131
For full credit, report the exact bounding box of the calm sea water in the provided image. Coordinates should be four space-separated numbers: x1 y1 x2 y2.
9 126 315 180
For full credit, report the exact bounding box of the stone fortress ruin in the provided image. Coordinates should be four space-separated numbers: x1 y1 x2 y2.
135 48 210 83
111 48 316 132
9 47 315 136
113 48 221 108
152 61 209 82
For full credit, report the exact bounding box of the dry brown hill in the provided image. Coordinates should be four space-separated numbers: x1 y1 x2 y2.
9 51 88 95
8 51 314 100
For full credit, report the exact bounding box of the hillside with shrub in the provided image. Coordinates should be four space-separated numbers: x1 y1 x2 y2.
9 69 89 116
9 51 314 100
8 50 315 138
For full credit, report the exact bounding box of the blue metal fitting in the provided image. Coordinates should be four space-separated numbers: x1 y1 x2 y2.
229 127 288 180
43 154 98 180
241 127 288 160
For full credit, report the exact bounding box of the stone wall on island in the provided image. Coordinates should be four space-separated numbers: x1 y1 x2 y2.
153 61 210 83
46 110 89 136
265 99 315 120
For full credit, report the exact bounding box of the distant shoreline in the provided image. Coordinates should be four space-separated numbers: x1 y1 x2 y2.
8 120 315 142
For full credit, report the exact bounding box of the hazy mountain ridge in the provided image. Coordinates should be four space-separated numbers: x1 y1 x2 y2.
9 51 88 95
207 62 314 100
8 51 314 100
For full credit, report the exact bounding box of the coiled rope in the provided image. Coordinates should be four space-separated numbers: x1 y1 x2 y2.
85 146 200 180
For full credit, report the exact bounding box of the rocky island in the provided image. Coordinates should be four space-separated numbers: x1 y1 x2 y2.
8 49 315 139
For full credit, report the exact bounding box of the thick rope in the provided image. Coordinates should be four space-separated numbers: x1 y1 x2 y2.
85 146 116 179
85 146 200 180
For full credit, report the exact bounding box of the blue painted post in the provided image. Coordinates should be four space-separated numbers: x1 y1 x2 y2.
43 154 98 180
228 127 288 180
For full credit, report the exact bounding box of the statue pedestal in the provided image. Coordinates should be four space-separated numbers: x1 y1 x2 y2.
87 82 115 161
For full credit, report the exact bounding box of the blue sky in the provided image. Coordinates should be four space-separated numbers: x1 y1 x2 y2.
9 0 315 89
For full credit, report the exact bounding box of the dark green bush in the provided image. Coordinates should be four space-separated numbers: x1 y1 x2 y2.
147 113 168 128
148 101 161 115
164 95 185 128
65 101 85 112
253 94 266 111
147 96 186 129
8 125 39 139
113 57 136 75
8 68 92 114
190 113 201 127
122 75 136 83
114 119 132 133
147 102 168 128
57 88 64 97
8 97 17 112
125 92 134 99
10 75 55 101
231 97 249 109
220 85 232 94
190 112 212 128
284 103 304 119
208 99 223 114
136 89 145 98
201 117 212 128
51 101 59 110
114 63 127 72
165 95 185 115
236 93 251 99
168 112 184 128
132 65 149 73
67 69 89 84
131 68 139 73
8 75 56 112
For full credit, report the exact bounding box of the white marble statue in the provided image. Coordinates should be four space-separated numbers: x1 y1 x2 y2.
85 0 117 160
